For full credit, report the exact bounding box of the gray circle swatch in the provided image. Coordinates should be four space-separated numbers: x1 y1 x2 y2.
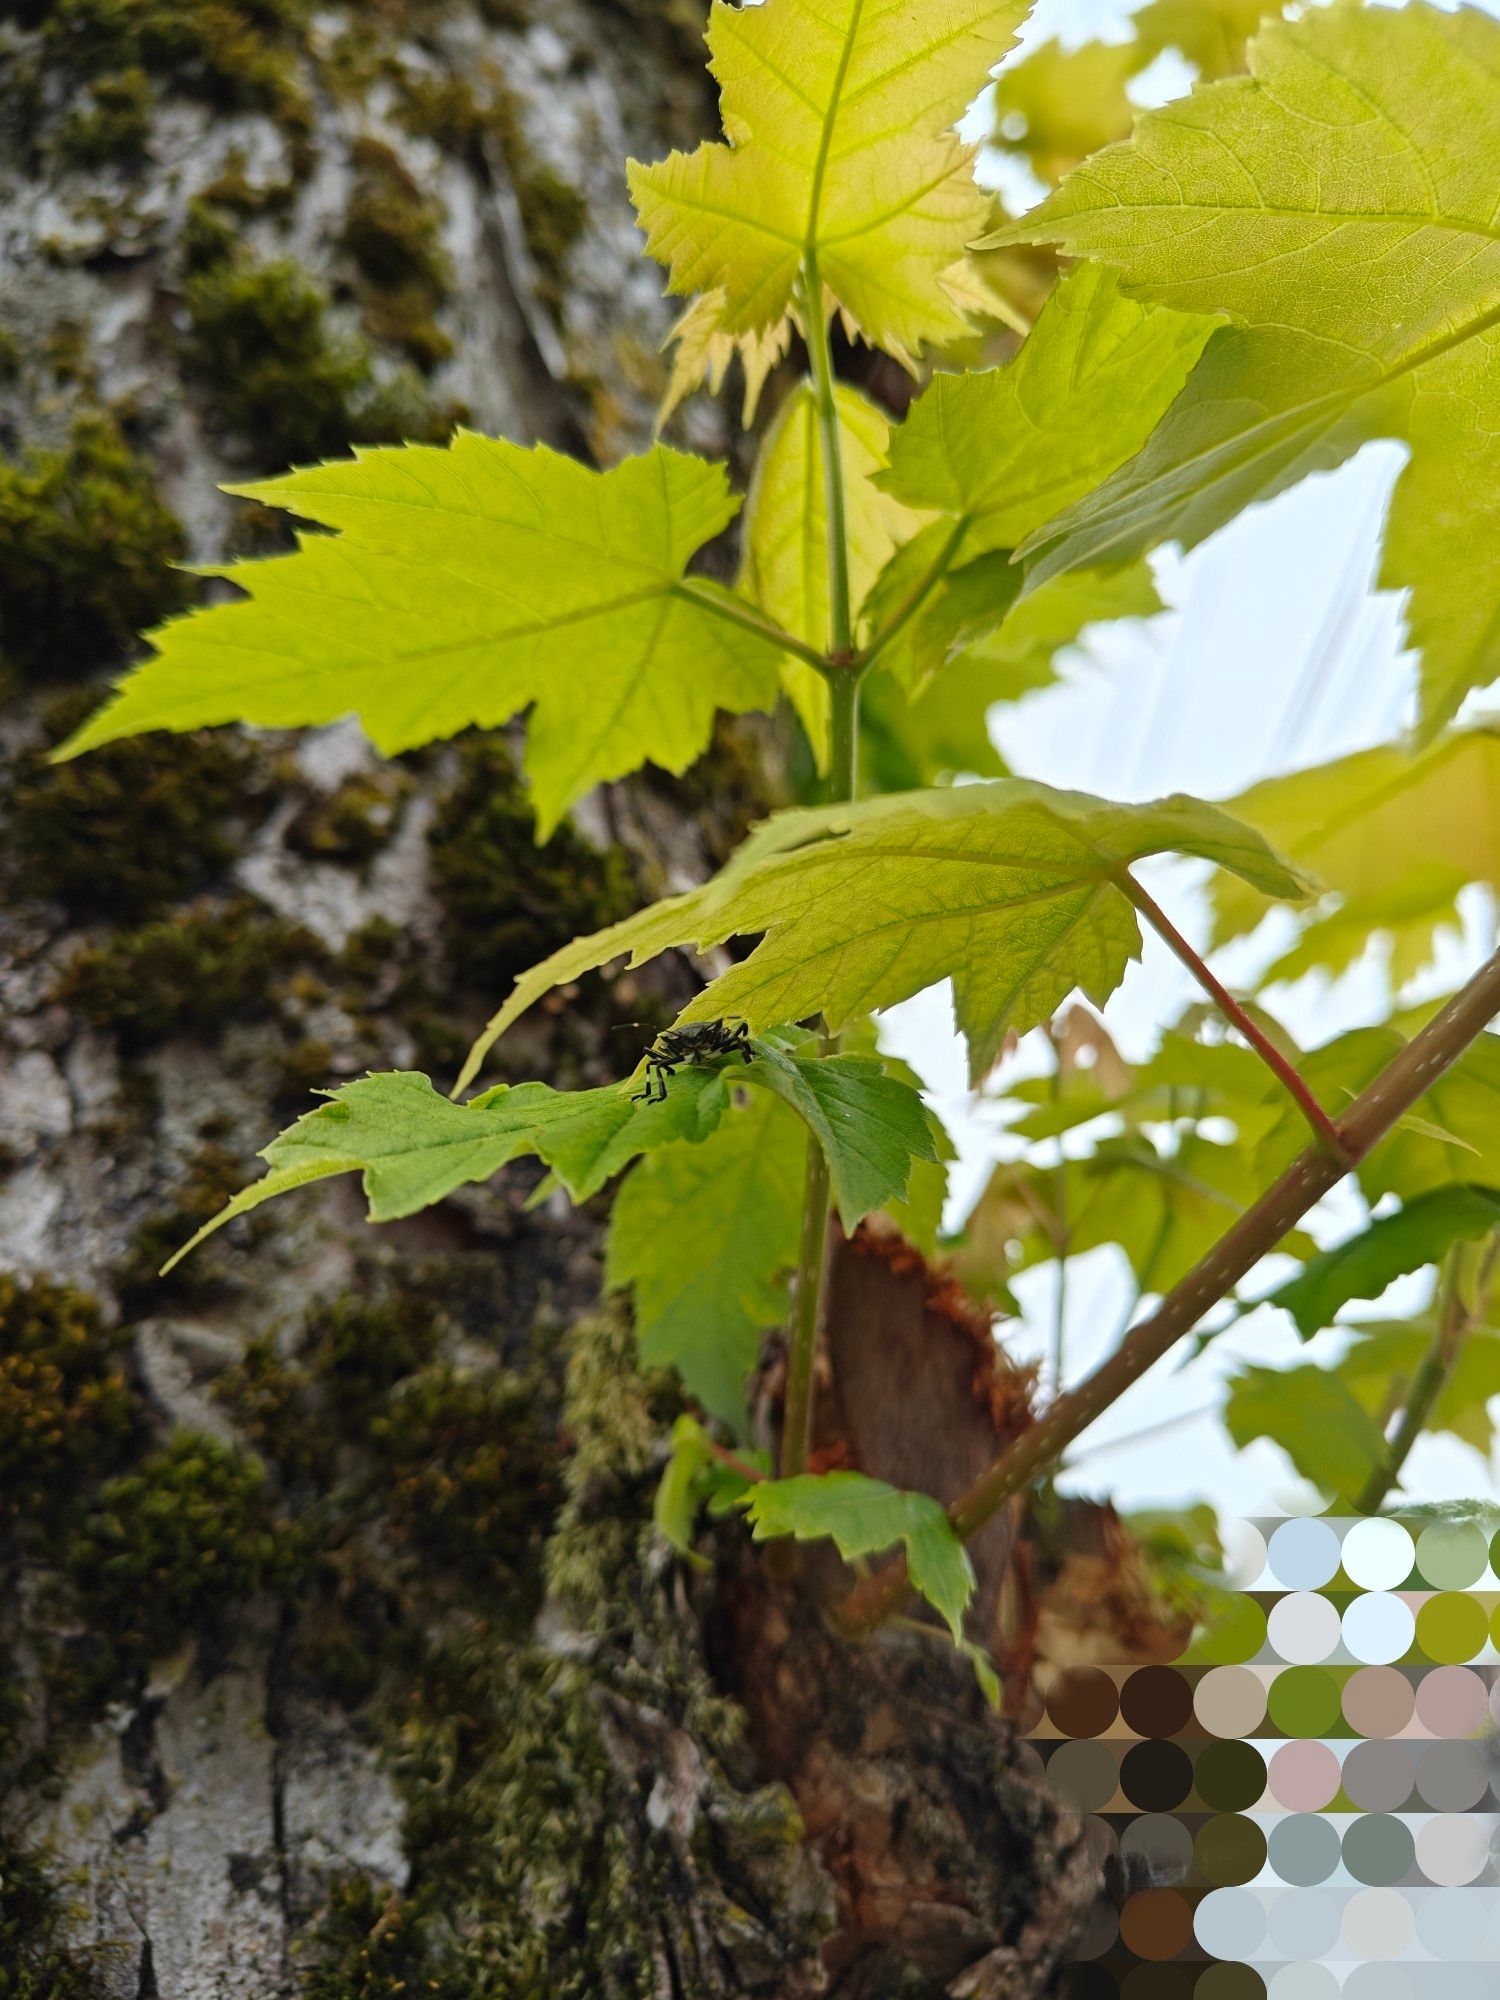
1268 1813 1342 1887
1344 1812 1417 1886
1417 1737 1489 1812
1344 1738 1416 1812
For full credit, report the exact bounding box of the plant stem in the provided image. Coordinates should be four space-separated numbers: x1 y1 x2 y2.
835 945 1500 1635
1118 868 1352 1163
802 252 854 660
780 268 859 1481
1355 1234 1498 1513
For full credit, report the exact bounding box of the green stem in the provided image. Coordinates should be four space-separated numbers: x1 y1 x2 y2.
1118 869 1353 1164
834 944 1500 1634
780 269 860 1481
1355 1237 1496 1514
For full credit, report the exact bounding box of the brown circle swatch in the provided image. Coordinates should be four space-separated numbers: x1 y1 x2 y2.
1195 1968 1266 2000
1121 1663 1195 1738
1048 1666 1120 1738
1342 1665 1415 1738
1119 1887 1193 1960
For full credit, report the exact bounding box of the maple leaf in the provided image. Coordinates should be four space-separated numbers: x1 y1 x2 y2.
607 1089 806 1428
989 38 1138 185
166 1037 935 1275
1210 724 1500 985
627 0 1028 373
1336 1320 1500 1460
743 1472 975 1641
1224 1364 1388 1502
990 3 1500 735
1268 1187 1500 1341
458 778 1312 1091
865 263 1213 691
56 434 787 837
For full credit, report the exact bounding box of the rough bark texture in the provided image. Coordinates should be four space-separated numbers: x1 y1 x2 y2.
0 7 1100 1993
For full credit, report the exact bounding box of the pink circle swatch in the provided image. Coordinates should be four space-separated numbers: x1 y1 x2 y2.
1269 1738 1342 1811
1416 1664 1487 1735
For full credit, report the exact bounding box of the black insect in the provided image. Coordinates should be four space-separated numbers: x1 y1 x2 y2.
630 1018 753 1103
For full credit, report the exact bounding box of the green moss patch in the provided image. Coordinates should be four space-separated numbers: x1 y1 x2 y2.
0 1274 136 1537
430 734 634 995
182 247 455 467
6 692 264 924
55 898 320 1048
30 0 314 131
0 411 188 689
0 1838 100 2000
61 1433 293 1679
341 136 452 372
53 63 153 168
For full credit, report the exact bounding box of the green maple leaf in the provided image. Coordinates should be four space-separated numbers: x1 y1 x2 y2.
1268 1187 1500 1341
989 38 1138 185
1133 0 1286 80
627 0 1027 370
991 3 1500 735
740 380 928 764
56 435 787 836
1224 1363 1388 1501
459 779 1311 1092
607 1089 806 1429
1336 1320 1500 1460
742 1471 975 1641
165 1040 934 1273
1211 725 1500 984
866 263 1213 692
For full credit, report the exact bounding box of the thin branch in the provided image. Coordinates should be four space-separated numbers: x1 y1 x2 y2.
1355 1231 1500 1513
835 946 1500 1636
1118 868 1353 1163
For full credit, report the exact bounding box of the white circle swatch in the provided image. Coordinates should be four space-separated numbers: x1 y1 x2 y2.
1342 1517 1415 1591
1269 1590 1342 1663
1343 1591 1416 1665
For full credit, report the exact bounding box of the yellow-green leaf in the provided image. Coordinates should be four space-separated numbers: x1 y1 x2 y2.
627 0 1028 367
57 434 786 837
459 778 1312 1091
740 380 928 763
1210 725 1500 984
991 4 1500 735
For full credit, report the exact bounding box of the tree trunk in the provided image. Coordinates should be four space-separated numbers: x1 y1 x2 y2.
0 7 1100 1992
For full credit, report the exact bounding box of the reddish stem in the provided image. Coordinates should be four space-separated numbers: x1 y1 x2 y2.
1119 869 1353 1163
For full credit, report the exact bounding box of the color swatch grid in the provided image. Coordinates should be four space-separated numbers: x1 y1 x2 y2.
1035 1514 1499 1999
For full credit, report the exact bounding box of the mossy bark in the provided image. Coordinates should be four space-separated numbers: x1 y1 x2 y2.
1 8 1095 1995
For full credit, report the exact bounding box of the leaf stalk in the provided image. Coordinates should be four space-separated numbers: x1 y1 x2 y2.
834 945 1500 1634
1118 868 1353 1164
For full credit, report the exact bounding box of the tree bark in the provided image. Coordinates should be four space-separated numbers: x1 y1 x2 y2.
0 8 1097 1993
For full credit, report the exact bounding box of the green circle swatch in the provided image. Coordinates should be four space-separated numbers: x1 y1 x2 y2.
1415 1520 1488 1588
1267 1665 1341 1737
1342 1811 1415 1886
1195 1737 1266 1811
1192 1593 1267 1664
1416 1590 1488 1663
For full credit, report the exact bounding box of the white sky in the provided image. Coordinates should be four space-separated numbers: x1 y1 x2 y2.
877 0 1500 1522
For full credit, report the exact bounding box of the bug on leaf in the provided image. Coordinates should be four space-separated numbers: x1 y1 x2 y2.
630 1018 753 1103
